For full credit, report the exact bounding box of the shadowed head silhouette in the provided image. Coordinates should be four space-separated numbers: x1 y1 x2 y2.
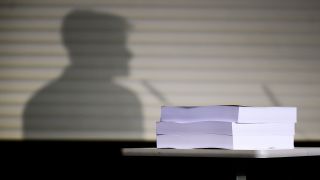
23 10 143 139
62 10 131 77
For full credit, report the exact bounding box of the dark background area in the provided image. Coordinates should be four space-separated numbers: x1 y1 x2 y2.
1 140 319 180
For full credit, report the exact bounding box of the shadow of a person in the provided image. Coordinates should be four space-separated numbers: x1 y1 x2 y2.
23 10 143 139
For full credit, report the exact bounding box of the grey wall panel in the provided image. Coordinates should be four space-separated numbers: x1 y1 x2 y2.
1 0 320 140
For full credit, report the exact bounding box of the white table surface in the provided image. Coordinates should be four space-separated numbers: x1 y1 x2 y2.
122 147 320 158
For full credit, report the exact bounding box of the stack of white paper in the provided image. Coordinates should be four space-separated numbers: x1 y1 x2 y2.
156 105 297 150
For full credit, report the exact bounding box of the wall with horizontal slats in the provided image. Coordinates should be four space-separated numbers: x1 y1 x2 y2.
1 0 320 140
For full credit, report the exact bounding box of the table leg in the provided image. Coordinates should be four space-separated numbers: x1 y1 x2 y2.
236 171 246 180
